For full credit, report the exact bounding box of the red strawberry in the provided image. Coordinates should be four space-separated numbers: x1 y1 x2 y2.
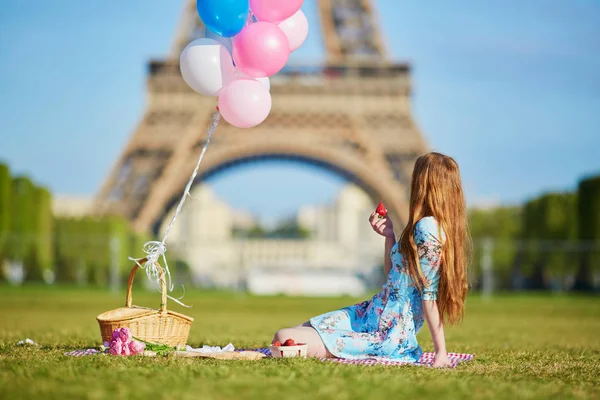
272 340 281 346
283 338 295 346
376 202 387 218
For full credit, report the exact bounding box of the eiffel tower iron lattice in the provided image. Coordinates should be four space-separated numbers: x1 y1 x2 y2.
94 0 429 234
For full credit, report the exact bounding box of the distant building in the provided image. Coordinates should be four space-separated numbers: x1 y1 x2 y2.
298 184 382 247
160 185 234 249
232 209 258 232
161 183 385 295
52 195 93 217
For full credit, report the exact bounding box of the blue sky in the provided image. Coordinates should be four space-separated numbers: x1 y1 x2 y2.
1 0 599 221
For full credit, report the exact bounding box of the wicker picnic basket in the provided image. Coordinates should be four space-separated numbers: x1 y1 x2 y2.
97 258 193 347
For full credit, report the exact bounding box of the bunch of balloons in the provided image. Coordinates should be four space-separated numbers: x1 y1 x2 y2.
180 0 309 128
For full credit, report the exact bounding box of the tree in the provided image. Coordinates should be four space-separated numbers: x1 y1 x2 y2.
541 193 577 289
53 216 135 286
129 231 153 288
232 219 311 239
468 206 521 289
269 218 311 239
85 216 131 287
84 216 107 286
520 192 578 290
106 216 131 287
574 176 600 291
247 225 267 238
0 163 10 281
54 217 79 283
24 186 53 282
8 177 35 265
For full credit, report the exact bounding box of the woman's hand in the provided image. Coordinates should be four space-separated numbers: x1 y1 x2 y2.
369 212 395 238
432 352 452 368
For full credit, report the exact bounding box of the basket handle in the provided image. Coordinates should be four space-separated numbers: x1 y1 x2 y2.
125 258 167 313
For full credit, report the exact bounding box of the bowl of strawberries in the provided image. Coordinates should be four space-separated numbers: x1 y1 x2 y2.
269 338 308 358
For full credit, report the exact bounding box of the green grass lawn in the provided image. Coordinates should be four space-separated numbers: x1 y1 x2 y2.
0 286 599 399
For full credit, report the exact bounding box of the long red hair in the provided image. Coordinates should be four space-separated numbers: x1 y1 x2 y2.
398 152 471 324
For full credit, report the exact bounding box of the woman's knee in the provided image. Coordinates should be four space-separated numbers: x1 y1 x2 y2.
272 328 294 343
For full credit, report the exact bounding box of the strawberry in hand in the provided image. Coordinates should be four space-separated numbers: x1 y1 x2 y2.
370 202 394 238
376 202 387 219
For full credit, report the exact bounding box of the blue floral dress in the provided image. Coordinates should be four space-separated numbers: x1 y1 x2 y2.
309 217 443 361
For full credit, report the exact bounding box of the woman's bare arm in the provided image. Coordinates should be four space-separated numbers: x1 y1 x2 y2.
383 236 395 277
368 212 396 277
422 300 452 367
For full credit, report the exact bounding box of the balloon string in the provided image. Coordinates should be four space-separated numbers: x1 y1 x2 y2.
129 111 221 308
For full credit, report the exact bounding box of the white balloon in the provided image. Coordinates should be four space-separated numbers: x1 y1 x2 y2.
180 38 235 97
277 10 309 52
256 77 270 91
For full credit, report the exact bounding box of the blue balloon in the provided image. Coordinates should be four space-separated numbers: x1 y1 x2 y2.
197 0 250 38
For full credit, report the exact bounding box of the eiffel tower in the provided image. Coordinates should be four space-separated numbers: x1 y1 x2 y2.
94 0 428 234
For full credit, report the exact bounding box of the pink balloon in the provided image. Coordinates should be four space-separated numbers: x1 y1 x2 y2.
232 22 290 78
218 79 272 128
250 0 304 23
277 10 308 52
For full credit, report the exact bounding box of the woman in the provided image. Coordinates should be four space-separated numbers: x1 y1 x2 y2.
272 152 470 368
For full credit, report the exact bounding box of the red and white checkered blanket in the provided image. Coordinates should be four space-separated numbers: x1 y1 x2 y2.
65 349 102 357
65 347 474 367
248 348 474 368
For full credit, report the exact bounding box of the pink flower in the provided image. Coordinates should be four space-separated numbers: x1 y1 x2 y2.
110 338 123 356
118 328 132 344
129 340 146 355
121 343 131 356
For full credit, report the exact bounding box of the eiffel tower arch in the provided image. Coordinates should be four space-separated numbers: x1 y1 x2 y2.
94 0 428 234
